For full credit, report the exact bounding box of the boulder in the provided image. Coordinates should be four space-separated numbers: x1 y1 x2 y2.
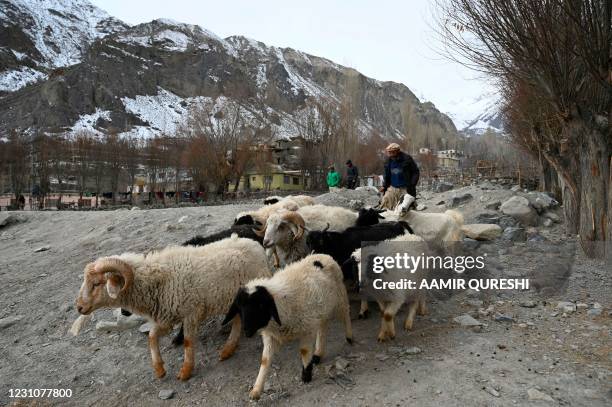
524 192 558 213
348 200 364 210
500 196 538 226
543 211 561 223
461 224 502 241
511 185 521 192
485 200 501 210
453 314 482 326
434 181 454 193
0 213 25 229
501 227 526 241
474 213 500 224
462 237 480 251
479 180 496 190
474 213 517 229
446 192 473 208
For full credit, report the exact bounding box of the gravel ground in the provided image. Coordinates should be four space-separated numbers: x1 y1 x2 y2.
0 187 610 406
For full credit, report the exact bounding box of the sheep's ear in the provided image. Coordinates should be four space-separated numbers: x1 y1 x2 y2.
105 271 125 299
96 258 133 299
223 288 245 325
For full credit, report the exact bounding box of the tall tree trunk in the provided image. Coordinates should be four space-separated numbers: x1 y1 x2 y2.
577 126 609 258
539 151 560 199
543 151 580 236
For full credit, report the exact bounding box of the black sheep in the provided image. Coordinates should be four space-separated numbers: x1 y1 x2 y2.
183 225 264 247
355 208 386 226
306 221 413 281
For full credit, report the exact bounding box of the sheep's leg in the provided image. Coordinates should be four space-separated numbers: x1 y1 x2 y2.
312 322 327 364
376 300 388 342
417 297 428 316
340 297 353 344
148 324 170 379
378 301 402 342
358 300 370 319
404 300 419 331
299 334 316 383
250 334 277 400
177 322 197 381
219 315 241 360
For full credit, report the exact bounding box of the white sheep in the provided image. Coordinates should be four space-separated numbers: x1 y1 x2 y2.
255 206 385 267
286 194 316 207
75 236 272 381
352 233 429 341
255 211 309 267
223 253 353 400
263 195 315 207
296 204 363 232
234 199 299 226
383 193 464 244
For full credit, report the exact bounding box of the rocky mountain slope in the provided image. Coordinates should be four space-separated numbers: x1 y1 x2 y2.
0 0 457 143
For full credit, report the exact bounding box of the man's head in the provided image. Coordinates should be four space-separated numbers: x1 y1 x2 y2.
346 160 352 167
385 143 401 159
328 165 335 172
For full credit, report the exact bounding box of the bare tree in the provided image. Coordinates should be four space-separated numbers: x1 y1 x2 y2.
48 135 70 209
436 0 611 257
31 133 52 209
102 131 125 205
185 100 257 198
122 134 142 204
144 137 163 204
90 137 106 208
5 129 30 203
72 131 94 206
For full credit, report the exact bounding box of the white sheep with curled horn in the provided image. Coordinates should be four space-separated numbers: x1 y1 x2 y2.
254 211 309 268
74 235 272 381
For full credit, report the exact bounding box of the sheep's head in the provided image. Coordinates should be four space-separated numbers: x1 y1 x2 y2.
75 258 134 315
356 208 385 226
223 286 281 337
304 224 335 254
396 193 417 216
254 211 305 248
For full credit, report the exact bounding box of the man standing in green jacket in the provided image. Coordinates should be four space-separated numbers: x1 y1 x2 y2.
326 165 341 190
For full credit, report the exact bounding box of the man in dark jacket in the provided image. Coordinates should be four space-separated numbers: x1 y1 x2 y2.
379 143 420 209
345 160 359 189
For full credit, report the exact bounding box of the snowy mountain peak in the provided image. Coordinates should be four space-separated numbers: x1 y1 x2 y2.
0 0 127 68
114 18 237 56
441 92 505 136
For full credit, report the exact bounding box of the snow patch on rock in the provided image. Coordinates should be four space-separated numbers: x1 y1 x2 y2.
0 67 47 92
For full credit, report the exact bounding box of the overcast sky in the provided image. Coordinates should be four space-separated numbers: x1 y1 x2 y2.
91 0 495 126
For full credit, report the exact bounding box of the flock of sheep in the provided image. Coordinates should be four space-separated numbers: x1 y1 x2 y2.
72 191 466 400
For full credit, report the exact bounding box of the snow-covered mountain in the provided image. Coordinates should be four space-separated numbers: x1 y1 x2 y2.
0 0 127 91
442 92 505 136
0 0 458 145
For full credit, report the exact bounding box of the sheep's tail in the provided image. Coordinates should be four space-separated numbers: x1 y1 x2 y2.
444 210 464 226
311 255 344 283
